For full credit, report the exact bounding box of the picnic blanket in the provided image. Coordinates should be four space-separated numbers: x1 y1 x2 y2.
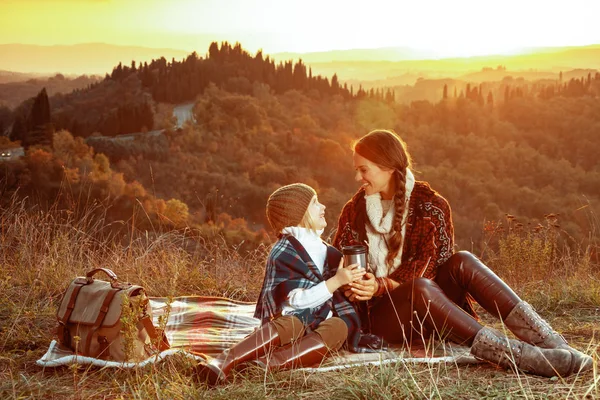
37 296 480 370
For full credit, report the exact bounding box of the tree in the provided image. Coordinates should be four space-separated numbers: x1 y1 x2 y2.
0 105 12 136
162 198 189 226
10 115 26 143
19 88 53 148
443 84 448 100
331 73 339 93
487 91 494 107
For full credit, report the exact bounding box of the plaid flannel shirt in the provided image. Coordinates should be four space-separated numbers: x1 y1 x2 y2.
254 234 368 352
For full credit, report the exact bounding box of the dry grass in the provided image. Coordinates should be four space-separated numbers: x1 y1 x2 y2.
0 198 598 399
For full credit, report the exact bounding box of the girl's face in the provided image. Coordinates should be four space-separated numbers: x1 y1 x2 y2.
353 152 395 198
306 195 327 230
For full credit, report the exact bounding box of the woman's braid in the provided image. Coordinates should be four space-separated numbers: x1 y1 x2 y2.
385 169 407 270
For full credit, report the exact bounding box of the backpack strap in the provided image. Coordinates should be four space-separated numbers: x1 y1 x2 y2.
57 282 85 348
140 315 170 351
84 287 121 355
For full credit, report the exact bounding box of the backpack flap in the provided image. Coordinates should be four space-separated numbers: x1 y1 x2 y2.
102 285 146 327
56 277 96 323
58 278 144 327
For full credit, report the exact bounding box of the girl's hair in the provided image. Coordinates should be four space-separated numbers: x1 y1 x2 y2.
299 198 321 233
353 129 413 271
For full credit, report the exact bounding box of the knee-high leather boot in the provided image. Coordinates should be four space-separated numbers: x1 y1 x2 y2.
471 327 580 377
436 251 521 319
197 322 281 385
440 252 593 373
409 277 484 345
503 301 593 373
255 332 329 371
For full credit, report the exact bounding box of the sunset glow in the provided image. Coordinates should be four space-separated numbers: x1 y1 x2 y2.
1 0 600 57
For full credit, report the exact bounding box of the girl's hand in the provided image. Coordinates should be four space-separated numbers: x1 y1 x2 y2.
326 259 365 293
335 257 365 286
345 272 377 301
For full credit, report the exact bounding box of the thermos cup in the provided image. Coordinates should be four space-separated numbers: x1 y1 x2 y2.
342 245 367 270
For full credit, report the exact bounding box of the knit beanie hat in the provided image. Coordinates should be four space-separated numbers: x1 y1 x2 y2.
266 183 317 233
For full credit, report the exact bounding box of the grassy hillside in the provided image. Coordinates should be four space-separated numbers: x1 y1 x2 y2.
0 199 597 399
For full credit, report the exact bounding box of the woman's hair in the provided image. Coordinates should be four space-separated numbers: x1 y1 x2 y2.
353 129 413 271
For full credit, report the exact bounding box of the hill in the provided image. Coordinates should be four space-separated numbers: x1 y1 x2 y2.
3 43 600 80
272 46 438 62
274 44 600 66
1 41 599 253
0 73 101 109
306 45 600 82
0 43 190 75
0 70 51 84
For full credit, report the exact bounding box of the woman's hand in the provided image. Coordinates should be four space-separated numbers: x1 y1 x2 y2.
344 272 377 301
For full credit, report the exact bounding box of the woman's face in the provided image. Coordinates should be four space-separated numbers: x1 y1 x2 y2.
306 195 327 230
353 152 394 198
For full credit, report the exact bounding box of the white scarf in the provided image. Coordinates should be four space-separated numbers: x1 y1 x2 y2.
365 169 415 277
281 226 327 273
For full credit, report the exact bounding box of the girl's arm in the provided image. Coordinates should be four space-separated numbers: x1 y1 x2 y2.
286 282 331 310
285 259 364 310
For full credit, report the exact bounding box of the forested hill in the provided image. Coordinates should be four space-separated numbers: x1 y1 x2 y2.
6 41 393 141
1 41 599 253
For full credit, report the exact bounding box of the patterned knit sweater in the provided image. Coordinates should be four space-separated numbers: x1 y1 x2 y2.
333 181 454 285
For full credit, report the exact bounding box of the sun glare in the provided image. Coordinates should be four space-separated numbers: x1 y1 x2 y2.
0 0 599 57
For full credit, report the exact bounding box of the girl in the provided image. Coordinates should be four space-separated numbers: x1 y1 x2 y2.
333 129 593 377
199 183 365 385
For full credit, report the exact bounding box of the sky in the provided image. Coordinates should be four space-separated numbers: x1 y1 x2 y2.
1 0 600 58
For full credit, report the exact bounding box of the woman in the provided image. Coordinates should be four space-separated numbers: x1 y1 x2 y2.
199 183 366 385
333 129 593 377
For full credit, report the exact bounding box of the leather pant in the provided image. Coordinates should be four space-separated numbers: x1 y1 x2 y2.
369 251 522 346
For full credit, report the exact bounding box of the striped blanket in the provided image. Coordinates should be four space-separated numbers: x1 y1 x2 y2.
36 296 479 370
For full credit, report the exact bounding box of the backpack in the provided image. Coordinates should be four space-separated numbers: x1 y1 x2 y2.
56 268 169 362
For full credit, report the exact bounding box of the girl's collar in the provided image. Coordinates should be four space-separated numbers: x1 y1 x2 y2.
281 226 324 241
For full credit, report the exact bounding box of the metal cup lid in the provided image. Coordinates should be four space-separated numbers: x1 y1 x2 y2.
342 245 367 255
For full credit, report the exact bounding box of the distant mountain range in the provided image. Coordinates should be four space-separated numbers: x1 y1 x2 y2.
271 46 439 63
0 43 190 75
1 42 600 80
0 69 49 84
306 45 600 82
273 44 600 64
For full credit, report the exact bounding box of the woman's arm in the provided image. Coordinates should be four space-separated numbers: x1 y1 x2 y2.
332 192 366 250
344 273 401 301
346 193 455 301
390 193 454 283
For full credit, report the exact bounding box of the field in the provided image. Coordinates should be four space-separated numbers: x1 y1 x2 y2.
1 199 598 399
